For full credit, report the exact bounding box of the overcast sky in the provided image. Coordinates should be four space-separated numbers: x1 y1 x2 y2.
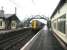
0 0 60 21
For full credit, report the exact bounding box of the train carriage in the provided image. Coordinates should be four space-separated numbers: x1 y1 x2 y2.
50 0 67 49
31 20 44 30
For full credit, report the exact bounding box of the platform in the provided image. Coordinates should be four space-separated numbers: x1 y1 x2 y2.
21 26 65 50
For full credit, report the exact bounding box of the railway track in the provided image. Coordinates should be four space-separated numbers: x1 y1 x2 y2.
0 28 38 50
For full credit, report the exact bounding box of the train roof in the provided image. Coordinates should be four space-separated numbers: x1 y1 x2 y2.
50 0 66 19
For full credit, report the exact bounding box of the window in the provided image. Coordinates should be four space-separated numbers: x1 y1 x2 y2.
58 14 66 34
53 19 57 30
54 22 56 29
11 21 16 27
12 23 15 27
0 21 2 26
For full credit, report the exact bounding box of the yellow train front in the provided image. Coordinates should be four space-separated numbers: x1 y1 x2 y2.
31 20 44 30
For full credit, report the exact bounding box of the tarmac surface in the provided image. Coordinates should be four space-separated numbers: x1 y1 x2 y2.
29 26 64 50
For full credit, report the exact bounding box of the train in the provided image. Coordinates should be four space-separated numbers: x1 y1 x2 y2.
50 0 67 49
31 20 45 30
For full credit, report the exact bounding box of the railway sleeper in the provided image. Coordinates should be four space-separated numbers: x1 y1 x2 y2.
0 34 27 50
0 30 29 44
0 31 32 50
0 32 25 44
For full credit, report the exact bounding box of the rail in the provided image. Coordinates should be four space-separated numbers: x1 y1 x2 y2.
0 27 38 50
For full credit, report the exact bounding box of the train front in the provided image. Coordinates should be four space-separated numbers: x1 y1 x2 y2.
31 20 45 31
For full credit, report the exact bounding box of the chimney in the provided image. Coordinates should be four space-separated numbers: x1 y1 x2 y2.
0 6 4 17
15 7 16 15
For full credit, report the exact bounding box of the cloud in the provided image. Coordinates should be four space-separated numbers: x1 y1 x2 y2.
0 0 60 21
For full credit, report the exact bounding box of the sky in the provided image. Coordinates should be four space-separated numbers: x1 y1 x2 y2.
0 0 60 21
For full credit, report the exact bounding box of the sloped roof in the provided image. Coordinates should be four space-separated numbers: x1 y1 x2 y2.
51 0 66 19
0 10 20 22
0 10 14 18
4 14 14 18
6 14 20 22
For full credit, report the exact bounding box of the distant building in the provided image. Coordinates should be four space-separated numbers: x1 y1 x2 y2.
0 9 20 30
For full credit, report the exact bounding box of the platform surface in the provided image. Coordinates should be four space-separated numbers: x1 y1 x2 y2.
29 26 64 50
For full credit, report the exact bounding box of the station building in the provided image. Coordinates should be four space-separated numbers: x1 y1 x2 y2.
0 8 20 30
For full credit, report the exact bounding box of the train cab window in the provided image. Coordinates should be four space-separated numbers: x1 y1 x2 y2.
58 14 66 34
